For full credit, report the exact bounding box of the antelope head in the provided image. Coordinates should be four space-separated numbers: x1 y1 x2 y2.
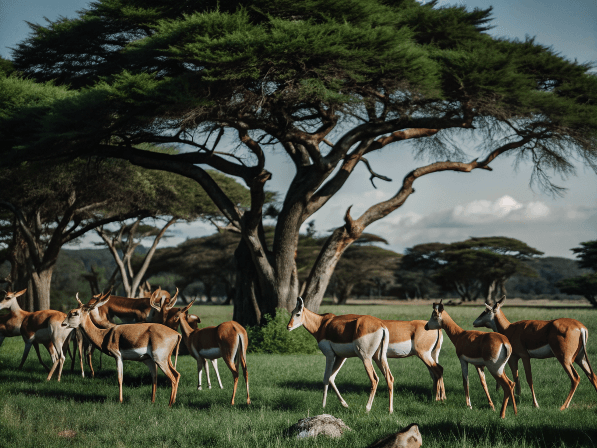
62 291 111 328
0 289 27 310
170 299 196 326
425 299 444 331
287 297 305 331
473 295 506 331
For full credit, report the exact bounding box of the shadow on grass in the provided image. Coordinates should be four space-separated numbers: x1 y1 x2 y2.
421 420 597 447
280 379 431 401
10 386 108 403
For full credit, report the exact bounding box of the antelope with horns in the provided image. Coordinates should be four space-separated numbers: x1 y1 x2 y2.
173 299 250 405
71 287 199 376
384 319 446 401
0 289 77 381
62 292 182 406
425 300 517 418
287 297 394 413
473 296 597 410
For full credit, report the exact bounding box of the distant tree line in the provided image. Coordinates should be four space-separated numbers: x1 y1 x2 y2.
6 230 592 312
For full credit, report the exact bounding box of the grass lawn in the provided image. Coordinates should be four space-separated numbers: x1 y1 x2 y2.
0 302 596 447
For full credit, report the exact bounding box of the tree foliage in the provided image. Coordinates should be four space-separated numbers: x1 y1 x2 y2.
400 237 542 302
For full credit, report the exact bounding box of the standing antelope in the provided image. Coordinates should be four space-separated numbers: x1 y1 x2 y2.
384 319 446 401
0 289 76 381
473 296 597 410
172 300 250 405
287 297 394 413
425 300 517 418
62 292 182 406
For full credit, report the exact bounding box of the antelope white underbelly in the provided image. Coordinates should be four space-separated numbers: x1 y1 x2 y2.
199 347 222 359
387 340 413 358
527 344 554 359
120 347 150 360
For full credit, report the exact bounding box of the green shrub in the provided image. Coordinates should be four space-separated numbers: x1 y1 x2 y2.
246 309 318 354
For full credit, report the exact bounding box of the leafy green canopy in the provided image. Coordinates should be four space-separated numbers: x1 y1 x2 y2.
3 0 596 195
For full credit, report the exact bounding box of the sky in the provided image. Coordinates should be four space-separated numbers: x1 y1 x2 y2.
1 0 596 258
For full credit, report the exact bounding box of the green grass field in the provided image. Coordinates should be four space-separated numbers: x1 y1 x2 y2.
1 303 596 447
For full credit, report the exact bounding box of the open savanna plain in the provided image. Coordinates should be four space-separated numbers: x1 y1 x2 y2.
0 303 596 448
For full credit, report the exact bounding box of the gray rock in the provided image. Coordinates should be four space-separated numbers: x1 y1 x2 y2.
288 414 351 439
366 423 422 448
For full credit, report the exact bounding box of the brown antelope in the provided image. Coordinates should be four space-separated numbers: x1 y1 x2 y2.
71 287 199 376
425 300 517 418
384 319 446 401
0 289 77 381
287 297 394 413
473 296 597 410
172 300 250 405
62 292 182 406
1 290 56 372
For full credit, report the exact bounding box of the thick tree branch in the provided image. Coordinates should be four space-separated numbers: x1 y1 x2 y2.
95 144 244 230
355 137 532 228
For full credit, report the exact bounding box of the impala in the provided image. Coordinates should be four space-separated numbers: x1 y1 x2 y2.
0 289 76 381
172 300 250 405
72 288 199 375
287 297 394 413
62 292 182 406
0 289 56 372
384 319 446 401
425 300 517 418
473 296 597 410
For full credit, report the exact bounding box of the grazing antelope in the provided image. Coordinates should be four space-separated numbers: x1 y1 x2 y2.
173 300 250 405
0 289 76 381
473 296 597 410
384 319 446 401
62 292 182 406
425 300 517 418
287 297 394 413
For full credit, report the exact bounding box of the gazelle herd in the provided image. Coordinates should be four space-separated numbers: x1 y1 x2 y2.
1 289 596 419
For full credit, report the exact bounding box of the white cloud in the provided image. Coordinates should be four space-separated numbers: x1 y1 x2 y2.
368 196 596 257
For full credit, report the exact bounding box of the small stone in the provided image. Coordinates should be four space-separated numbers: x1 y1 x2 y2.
288 414 351 439
57 430 77 439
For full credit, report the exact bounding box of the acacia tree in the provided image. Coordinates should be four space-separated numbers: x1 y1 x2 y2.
401 237 542 302
4 0 597 324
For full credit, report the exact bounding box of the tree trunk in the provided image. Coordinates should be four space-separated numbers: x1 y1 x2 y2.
30 268 53 310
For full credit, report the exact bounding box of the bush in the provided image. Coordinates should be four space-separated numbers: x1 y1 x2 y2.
246 309 319 354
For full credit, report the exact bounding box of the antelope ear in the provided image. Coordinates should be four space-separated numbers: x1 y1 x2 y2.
150 289 162 311
437 299 444 313
485 302 492 311
94 293 111 309
174 299 196 322
296 296 304 311
13 289 27 298
495 295 506 309
181 298 195 314
165 288 179 311
76 292 84 307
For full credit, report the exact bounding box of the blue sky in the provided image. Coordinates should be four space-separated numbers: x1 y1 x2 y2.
1 0 596 257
